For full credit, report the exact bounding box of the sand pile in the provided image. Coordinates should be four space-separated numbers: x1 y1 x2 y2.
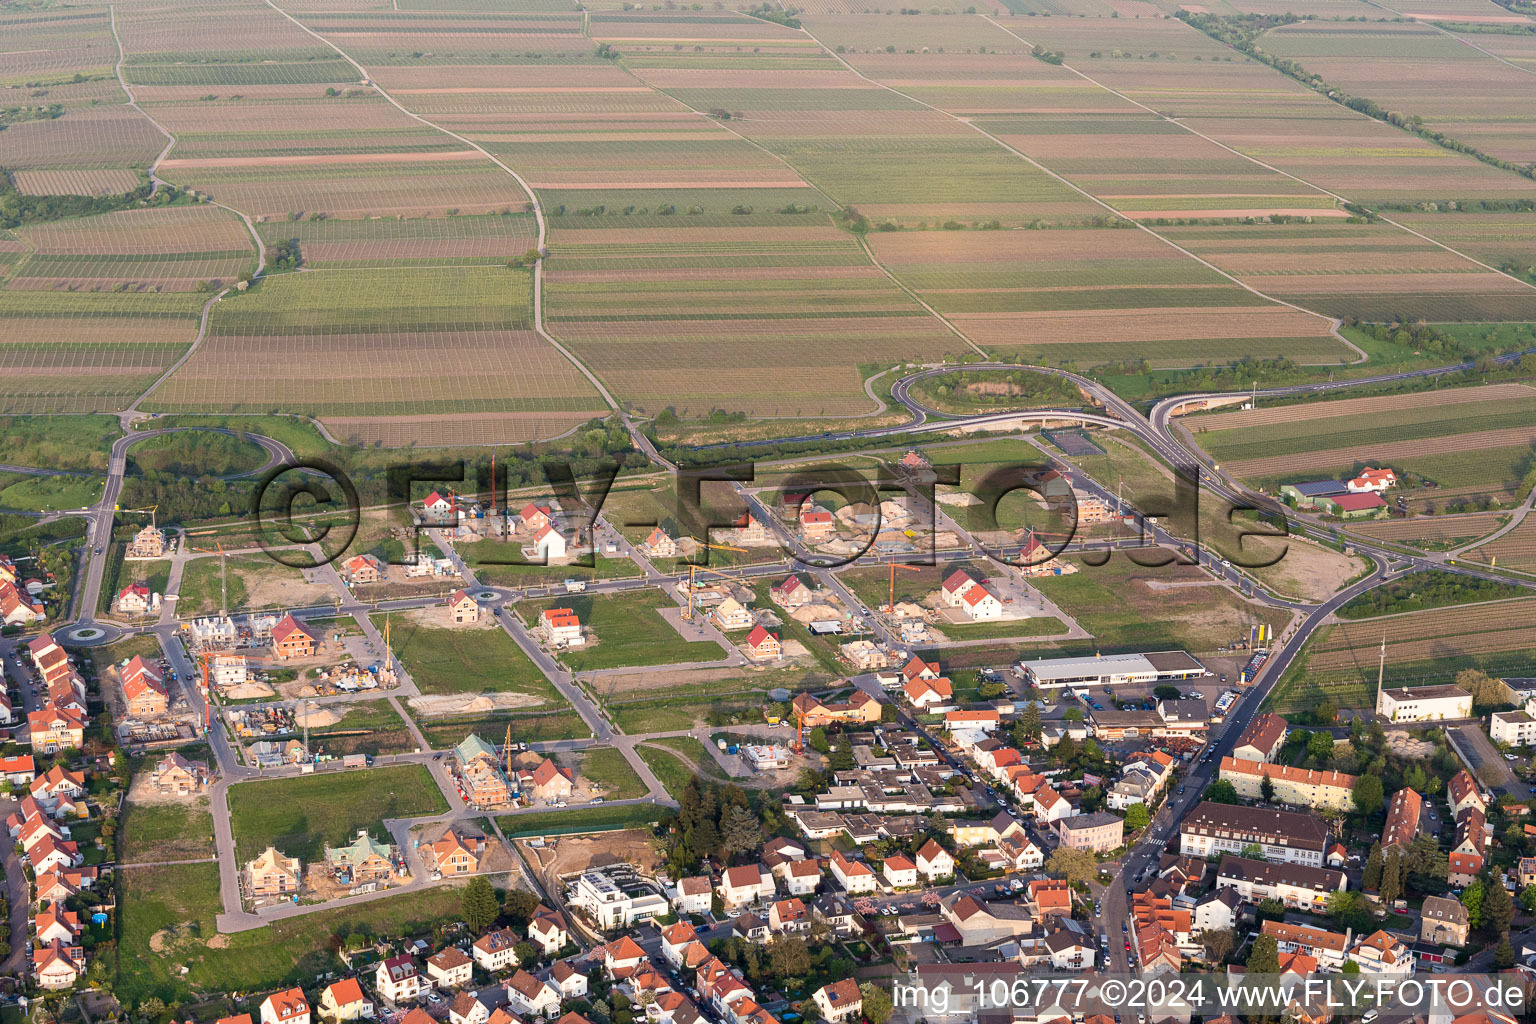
225 682 275 699
295 707 343 728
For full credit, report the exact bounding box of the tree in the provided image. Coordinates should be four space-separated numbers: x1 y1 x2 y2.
1521 885 1536 915
1260 772 1275 803
1495 938 1515 969
1353 774 1385 817
1341 959 1361 975
1246 934 1280 974
503 887 540 926
1241 843 1266 860
1062 708 1084 723
1200 928 1237 965
1308 731 1335 763
1124 803 1150 832
1476 761 1505 789
767 935 812 978
808 727 831 755
1204 780 1240 804
461 876 500 933
1016 702 1043 744
1486 875 1514 936
514 941 538 965
1378 850 1403 906
1256 897 1286 922
1462 879 1485 928
860 983 893 1024
1362 843 1384 890
1154 684 1181 700
721 804 762 856
1046 846 1098 886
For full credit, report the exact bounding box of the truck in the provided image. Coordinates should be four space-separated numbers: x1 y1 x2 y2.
564 579 587 593
343 754 369 770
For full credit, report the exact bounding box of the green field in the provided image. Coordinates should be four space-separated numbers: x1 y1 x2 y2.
129 430 270 478
415 709 591 749
637 736 726 798
571 746 648 800
0 473 103 511
1030 556 1288 654
227 764 447 862
517 590 721 671
0 415 121 471
120 798 216 864
376 615 559 704
116 861 462 1005
496 802 665 838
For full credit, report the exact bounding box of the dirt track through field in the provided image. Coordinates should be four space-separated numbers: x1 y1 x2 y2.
1194 382 1535 431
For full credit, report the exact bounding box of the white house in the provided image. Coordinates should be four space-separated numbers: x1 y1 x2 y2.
829 850 877 893
472 928 520 973
529 525 566 561
779 858 821 896
882 855 918 889
1376 684 1472 723
261 989 312 1024
813 981 862 1024
673 876 712 916
374 956 424 1005
717 864 774 911
915 839 955 881
506 970 560 1017
425 947 473 989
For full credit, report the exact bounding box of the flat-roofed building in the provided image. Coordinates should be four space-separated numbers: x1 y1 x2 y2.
1376 684 1472 723
1017 651 1204 690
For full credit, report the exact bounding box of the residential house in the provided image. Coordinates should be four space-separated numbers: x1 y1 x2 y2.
472 928 521 973
1218 757 1356 812
770 575 813 609
522 757 574 802
448 590 479 624
915 839 954 881
149 751 208 794
343 554 387 585
427 828 485 876
778 858 821 896
1348 930 1413 975
34 941 81 990
507 970 560 1017
791 690 880 727
1232 712 1287 763
1054 811 1124 852
1262 920 1350 972
1383 787 1423 850
271 614 319 660
27 705 84 753
375 955 424 1005
519 503 553 533
1025 879 1072 918
426 947 474 989
768 898 809 934
813 980 862 1024
34 901 80 946
882 855 918 889
550 962 588 1000
261 989 312 1024
538 608 583 647
115 581 156 615
1046 930 1094 970
318 979 374 1021
829 850 877 893
1419 895 1469 946
1448 769 1486 818
1193 887 1241 936
529 525 566 561
1178 802 1328 866
904 675 953 709
641 527 677 558
661 921 701 968
940 893 1036 946
744 625 781 660
718 864 774 911
529 907 569 954
711 597 755 632
673 876 712 916
324 832 396 885
1215 856 1346 912
0 579 43 625
247 846 302 899
449 990 508 1024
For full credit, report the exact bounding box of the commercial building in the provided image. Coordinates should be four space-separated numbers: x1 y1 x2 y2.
1178 802 1328 866
1376 684 1472 722
1215 856 1347 911
1016 650 1204 691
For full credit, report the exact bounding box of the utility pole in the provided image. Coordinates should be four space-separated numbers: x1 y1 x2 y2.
1376 633 1387 710
219 544 228 619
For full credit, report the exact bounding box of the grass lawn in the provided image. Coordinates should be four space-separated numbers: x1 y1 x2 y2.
517 590 720 671
0 473 104 511
607 690 771 733
227 763 447 861
496 802 664 837
176 555 250 615
374 615 558 704
121 799 216 863
1030 556 1288 654
0 414 121 471
416 709 590 749
637 744 695 801
937 615 1069 641
571 746 648 800
115 861 462 1005
129 430 270 477
88 634 165 677
458 544 641 587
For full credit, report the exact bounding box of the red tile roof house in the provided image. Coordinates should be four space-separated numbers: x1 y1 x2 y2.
426 946 474 989
528 906 569 954
260 989 311 1024
743 625 781 660
472 927 521 973
770 574 814 609
813 980 862 1024
271 614 319 660
374 954 424 1005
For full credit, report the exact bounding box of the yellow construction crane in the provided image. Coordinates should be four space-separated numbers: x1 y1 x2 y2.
680 539 748 621
113 504 159 529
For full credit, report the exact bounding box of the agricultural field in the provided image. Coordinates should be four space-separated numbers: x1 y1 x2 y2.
1267 596 1536 713
375 613 560 704
1186 383 1536 505
226 763 447 862
1260 20 1536 167
1465 516 1536 573
141 267 610 444
516 589 723 671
